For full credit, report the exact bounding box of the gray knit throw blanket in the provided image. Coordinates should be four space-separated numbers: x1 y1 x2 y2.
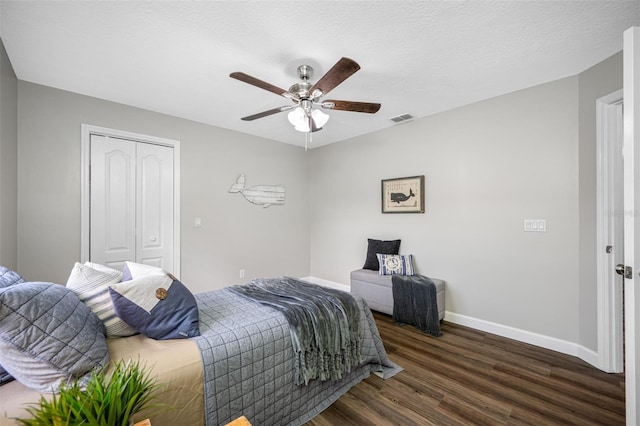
392 274 442 337
230 277 363 385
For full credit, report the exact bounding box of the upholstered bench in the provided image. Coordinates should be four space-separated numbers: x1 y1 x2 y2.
350 269 446 320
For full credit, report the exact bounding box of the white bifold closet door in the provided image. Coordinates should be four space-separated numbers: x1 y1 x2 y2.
90 134 174 272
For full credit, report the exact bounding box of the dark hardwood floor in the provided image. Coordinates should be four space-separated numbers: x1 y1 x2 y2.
307 312 625 425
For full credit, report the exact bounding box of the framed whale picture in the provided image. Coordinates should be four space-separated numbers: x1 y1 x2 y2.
381 175 425 213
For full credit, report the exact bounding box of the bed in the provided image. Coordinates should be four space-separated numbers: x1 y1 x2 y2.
0 280 401 426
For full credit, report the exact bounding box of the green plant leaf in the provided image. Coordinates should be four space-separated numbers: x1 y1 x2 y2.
17 358 166 426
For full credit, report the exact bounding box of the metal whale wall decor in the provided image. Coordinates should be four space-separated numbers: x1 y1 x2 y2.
229 174 285 208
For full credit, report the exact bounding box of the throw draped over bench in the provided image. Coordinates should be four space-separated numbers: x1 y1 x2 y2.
391 274 442 337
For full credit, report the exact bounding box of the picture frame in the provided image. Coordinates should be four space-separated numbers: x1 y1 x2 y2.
381 175 425 213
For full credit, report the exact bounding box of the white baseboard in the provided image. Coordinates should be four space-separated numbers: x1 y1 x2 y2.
300 276 350 291
445 311 599 369
300 276 600 370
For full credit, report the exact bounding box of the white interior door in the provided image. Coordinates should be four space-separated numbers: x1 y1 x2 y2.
90 134 174 272
90 135 136 270
597 91 624 373
623 26 640 425
136 141 174 271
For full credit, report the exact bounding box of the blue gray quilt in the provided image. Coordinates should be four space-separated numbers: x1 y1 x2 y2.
193 285 401 426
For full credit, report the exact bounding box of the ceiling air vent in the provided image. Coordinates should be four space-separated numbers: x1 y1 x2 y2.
389 113 414 124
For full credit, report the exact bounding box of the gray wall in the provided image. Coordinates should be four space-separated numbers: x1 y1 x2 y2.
578 52 623 351
17 82 310 292
9 48 622 351
0 38 17 271
310 76 582 343
309 52 623 350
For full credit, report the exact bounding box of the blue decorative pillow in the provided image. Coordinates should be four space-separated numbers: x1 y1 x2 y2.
0 282 109 392
109 274 200 340
377 253 415 276
0 265 25 288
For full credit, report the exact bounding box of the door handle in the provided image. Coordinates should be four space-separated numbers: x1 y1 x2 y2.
616 264 633 279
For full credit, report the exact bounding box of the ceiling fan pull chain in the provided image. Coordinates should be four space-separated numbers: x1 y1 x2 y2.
305 115 312 151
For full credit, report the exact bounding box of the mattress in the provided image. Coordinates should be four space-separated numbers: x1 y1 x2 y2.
0 334 204 426
193 286 401 425
0 282 400 426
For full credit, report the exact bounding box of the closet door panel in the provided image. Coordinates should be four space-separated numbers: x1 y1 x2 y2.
136 142 174 272
90 135 136 270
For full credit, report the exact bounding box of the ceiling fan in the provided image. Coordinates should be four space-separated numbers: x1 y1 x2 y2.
230 57 381 136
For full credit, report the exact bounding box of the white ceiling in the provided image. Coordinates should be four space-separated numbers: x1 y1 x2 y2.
1 1 639 149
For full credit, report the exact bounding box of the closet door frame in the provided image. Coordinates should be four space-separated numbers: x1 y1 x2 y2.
80 124 181 277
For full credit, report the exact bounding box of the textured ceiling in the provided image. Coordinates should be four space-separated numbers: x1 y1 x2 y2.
1 1 639 148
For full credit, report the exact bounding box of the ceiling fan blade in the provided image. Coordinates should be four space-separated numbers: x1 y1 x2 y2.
241 105 294 121
309 57 361 96
322 100 381 114
230 72 291 98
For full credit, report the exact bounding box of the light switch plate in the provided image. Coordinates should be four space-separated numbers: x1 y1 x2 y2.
524 219 546 232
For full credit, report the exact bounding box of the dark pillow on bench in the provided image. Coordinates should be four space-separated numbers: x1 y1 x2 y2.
363 238 401 271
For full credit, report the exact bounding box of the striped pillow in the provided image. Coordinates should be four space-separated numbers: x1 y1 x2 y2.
376 254 415 276
66 262 136 337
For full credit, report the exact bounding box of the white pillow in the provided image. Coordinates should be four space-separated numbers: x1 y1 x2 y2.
84 261 121 275
122 261 166 281
66 262 136 337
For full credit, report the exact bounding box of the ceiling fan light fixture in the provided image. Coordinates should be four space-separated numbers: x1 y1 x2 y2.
288 107 306 126
311 109 329 128
288 106 330 132
289 107 311 132
294 121 311 132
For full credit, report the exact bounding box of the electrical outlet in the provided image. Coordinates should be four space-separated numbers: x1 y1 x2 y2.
194 217 202 227
239 269 245 278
